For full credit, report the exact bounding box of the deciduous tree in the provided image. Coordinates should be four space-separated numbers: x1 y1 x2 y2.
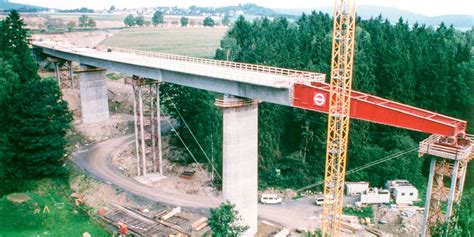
152 11 164 26
180 17 189 27
203 16 215 27
208 202 248 237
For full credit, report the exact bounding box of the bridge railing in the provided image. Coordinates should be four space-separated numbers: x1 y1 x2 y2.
111 47 326 82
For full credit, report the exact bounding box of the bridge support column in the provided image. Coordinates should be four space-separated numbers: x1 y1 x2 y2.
216 96 258 237
131 77 163 177
421 158 468 236
77 67 109 123
54 62 61 85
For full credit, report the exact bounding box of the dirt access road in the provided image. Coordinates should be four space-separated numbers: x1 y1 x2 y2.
72 134 360 231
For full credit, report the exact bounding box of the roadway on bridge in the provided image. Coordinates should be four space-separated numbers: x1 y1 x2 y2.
71 134 340 230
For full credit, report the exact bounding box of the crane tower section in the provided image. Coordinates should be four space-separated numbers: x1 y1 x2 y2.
321 0 356 236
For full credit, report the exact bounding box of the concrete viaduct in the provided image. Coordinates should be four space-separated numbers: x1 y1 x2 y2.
33 42 472 237
33 42 327 236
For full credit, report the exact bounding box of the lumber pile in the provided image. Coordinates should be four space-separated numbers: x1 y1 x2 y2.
366 227 382 236
191 217 208 231
161 207 181 221
274 228 290 237
340 216 362 234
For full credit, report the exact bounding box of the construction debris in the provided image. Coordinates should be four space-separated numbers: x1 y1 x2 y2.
191 217 208 231
342 215 359 224
100 204 190 236
366 227 382 236
161 207 181 221
340 215 363 235
360 217 371 225
274 228 290 237
70 193 85 206
180 171 195 180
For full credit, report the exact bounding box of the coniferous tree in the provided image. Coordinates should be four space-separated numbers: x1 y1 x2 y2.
0 10 39 83
2 78 72 181
0 11 72 195
165 12 473 190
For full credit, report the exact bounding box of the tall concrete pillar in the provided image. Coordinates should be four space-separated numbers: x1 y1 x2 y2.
77 67 109 123
216 96 258 237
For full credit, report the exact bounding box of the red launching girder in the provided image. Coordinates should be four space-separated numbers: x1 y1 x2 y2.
293 82 467 138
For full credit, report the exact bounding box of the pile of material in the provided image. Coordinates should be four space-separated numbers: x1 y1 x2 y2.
340 215 363 234
191 218 208 231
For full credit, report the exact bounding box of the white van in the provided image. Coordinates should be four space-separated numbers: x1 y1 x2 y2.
260 194 282 204
315 195 335 206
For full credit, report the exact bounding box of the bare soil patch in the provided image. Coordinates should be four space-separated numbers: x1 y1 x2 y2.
7 193 31 204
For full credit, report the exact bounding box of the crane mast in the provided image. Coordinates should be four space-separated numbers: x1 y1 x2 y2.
321 0 356 236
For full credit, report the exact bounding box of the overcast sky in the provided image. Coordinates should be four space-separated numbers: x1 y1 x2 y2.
12 0 474 16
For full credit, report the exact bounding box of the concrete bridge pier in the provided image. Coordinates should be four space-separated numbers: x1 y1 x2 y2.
216 95 258 237
76 67 109 123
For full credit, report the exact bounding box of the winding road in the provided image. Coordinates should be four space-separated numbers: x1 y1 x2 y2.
72 134 338 230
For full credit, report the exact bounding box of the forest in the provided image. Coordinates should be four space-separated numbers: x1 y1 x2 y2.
161 12 473 193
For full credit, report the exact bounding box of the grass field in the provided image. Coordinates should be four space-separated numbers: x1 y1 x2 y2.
101 27 228 58
0 178 108 237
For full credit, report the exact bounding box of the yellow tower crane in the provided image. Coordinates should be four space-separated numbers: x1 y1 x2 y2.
321 0 356 236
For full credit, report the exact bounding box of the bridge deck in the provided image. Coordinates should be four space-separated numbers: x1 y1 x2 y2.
34 41 325 89
33 41 468 137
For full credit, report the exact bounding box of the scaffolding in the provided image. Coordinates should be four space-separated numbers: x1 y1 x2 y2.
51 58 75 89
420 134 473 236
130 76 163 177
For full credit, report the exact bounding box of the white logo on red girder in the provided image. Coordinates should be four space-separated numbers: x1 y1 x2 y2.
313 93 326 106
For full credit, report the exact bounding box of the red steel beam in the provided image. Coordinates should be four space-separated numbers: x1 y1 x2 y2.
293 82 467 137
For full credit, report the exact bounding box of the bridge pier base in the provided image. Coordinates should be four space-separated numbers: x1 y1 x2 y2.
77 67 109 123
216 96 258 237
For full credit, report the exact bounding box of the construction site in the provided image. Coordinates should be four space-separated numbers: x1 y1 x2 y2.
0 0 472 236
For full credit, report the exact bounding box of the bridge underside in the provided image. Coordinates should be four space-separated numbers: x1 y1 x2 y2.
36 47 293 107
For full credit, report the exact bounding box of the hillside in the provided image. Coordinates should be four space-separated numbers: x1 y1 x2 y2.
275 5 473 29
0 0 46 11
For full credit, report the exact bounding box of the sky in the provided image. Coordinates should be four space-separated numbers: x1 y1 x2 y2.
12 0 474 16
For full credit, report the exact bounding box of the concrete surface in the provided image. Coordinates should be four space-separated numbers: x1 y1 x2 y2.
34 45 309 106
78 68 110 123
219 96 259 236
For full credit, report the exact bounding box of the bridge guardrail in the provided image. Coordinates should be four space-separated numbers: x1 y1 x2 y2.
111 47 326 82
32 41 325 88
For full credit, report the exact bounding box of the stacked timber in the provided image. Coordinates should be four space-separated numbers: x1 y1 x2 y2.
274 228 290 237
191 217 208 231
161 207 181 221
366 227 382 237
